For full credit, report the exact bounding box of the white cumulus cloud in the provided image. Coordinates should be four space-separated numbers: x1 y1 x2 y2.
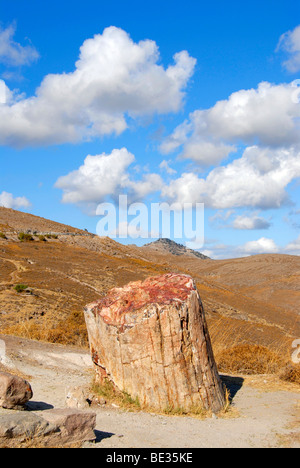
277 25 300 73
161 146 300 209
232 215 271 230
161 81 300 166
0 27 196 147
55 147 163 211
241 237 279 255
0 191 31 209
0 23 39 67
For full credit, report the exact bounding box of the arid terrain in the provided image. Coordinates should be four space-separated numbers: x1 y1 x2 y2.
0 207 299 447
0 207 299 355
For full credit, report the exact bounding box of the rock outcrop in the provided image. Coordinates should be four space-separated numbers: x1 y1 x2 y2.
0 412 55 444
0 372 33 410
84 273 225 413
144 238 210 259
41 408 96 445
0 409 96 447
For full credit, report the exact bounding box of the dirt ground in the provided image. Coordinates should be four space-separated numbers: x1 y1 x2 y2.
1 333 299 449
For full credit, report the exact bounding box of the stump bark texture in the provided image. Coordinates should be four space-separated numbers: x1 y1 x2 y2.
84 273 225 413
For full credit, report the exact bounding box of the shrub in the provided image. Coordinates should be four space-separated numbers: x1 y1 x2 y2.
14 284 28 293
18 232 33 242
38 235 46 242
0 232 7 239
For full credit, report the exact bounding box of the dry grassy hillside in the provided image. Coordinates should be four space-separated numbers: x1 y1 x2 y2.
0 207 299 380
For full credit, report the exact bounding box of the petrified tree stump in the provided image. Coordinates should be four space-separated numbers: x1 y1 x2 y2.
84 273 225 413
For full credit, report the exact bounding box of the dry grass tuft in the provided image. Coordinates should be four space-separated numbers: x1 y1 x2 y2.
91 378 141 411
2 310 88 347
91 377 235 419
0 437 82 449
215 344 285 375
280 364 300 386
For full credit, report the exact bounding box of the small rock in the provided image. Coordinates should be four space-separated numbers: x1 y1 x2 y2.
66 386 90 410
0 371 33 410
92 396 106 406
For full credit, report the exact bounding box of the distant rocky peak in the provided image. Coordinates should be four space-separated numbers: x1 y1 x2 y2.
143 238 210 259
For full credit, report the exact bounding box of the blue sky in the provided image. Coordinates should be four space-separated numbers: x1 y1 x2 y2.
0 0 300 258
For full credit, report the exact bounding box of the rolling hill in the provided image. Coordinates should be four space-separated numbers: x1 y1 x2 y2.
0 207 299 372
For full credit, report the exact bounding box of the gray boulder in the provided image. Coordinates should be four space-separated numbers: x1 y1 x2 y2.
0 412 56 444
0 408 96 447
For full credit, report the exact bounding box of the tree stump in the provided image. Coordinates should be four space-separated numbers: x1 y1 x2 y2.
84 273 225 413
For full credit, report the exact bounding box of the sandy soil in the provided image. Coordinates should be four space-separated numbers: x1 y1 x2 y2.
1 334 299 449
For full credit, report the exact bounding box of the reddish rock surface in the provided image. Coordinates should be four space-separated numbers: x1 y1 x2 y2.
90 273 197 330
84 273 225 413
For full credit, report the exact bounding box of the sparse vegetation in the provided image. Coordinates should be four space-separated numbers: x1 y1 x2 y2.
207 316 299 384
0 231 7 239
91 378 234 418
2 310 88 347
18 232 33 242
161 390 233 418
38 235 46 241
14 284 28 293
280 364 300 385
215 344 285 375
0 207 299 393
0 437 82 449
91 378 141 411
162 404 208 418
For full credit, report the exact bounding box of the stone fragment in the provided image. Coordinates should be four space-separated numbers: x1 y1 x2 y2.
0 371 33 410
84 273 225 413
65 386 91 409
41 408 96 444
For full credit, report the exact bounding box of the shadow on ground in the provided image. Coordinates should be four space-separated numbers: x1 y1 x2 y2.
94 430 115 443
26 401 54 411
221 375 244 402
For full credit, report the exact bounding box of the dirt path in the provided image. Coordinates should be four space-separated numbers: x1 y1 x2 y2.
0 334 299 448
0 257 28 286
